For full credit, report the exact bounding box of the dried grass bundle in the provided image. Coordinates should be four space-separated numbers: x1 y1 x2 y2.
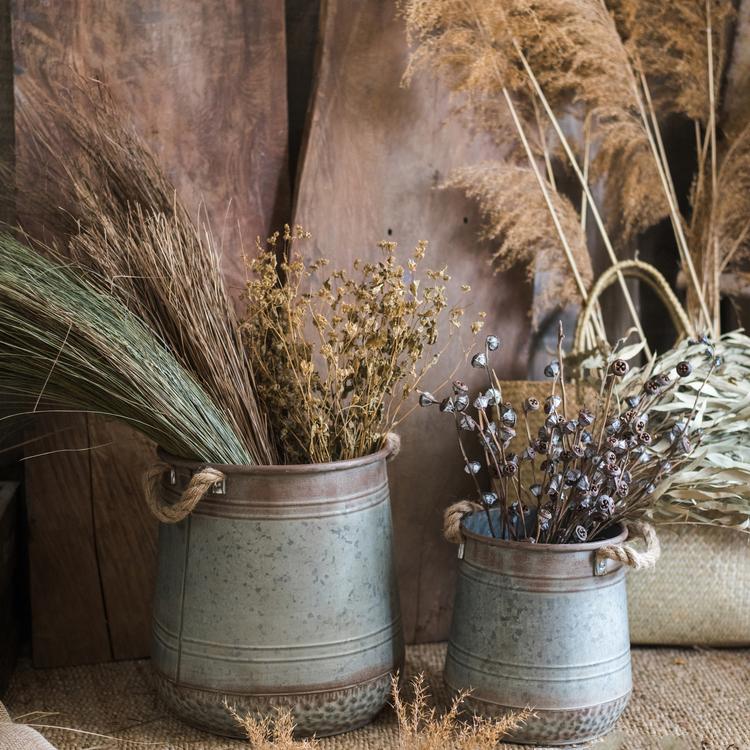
12 80 274 464
611 0 735 124
446 163 591 324
0 235 252 464
392 674 528 749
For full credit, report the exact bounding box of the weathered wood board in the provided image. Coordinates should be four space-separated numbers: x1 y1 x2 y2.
0 481 21 696
13 0 289 666
294 0 532 642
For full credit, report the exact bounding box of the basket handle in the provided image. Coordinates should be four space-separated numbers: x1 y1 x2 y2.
574 259 694 355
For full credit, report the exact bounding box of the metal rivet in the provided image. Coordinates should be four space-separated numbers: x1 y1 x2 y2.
457 543 465 560
211 478 226 496
595 558 607 576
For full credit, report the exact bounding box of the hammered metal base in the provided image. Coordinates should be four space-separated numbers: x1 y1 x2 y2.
460 691 631 746
154 670 394 738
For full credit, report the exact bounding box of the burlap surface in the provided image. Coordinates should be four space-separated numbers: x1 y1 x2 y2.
628 524 750 646
4 643 749 750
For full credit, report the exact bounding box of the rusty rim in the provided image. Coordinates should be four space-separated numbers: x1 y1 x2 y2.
460 514 628 552
158 441 393 476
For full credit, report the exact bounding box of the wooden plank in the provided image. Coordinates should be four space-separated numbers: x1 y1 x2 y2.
24 415 112 667
0 481 20 696
294 0 532 642
13 0 290 665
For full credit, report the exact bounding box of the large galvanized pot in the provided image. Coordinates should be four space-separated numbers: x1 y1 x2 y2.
445 510 631 745
150 444 404 738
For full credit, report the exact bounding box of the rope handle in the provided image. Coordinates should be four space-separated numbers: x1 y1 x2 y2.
573 259 693 356
444 500 483 544
143 462 225 524
595 520 661 574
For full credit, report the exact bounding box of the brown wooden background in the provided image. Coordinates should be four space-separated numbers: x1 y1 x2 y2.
4 0 534 667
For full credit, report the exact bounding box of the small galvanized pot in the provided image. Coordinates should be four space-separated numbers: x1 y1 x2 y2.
150 443 404 738
445 510 632 745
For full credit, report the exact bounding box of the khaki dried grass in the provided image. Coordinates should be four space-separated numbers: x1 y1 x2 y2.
611 0 735 124
392 674 529 749
228 705 318 749
11 78 275 464
446 163 591 323
403 0 667 241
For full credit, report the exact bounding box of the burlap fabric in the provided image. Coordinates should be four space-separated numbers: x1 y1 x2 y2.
628 524 750 646
0 701 57 750
4 643 749 749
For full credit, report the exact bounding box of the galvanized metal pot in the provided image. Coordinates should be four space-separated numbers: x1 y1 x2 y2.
151 444 404 738
445 510 631 745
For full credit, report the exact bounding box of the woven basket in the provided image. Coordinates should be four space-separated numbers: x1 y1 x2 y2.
627 524 750 646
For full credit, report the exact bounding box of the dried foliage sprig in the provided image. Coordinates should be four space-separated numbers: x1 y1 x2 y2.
11 80 275 464
0 235 253 464
604 331 750 531
241 227 478 464
392 674 528 749
422 325 714 543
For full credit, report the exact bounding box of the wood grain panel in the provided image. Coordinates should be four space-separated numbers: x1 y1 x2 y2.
294 0 532 642
13 0 289 665
24 415 112 667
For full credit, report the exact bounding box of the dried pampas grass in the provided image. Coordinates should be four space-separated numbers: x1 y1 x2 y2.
12 79 275 464
610 0 735 124
446 163 592 324
403 0 667 239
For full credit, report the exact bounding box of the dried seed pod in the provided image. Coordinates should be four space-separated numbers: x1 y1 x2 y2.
644 377 661 395
419 392 437 407
530 483 542 498
524 397 541 412
676 361 692 378
578 496 592 510
660 460 672 473
626 394 641 408
439 397 455 413
571 443 585 458
454 394 469 412
535 439 549 454
658 372 671 387
459 415 477 431
545 414 560 430
501 404 517 427
452 380 469 394
610 358 629 377
605 418 622 434
501 462 517 477
604 450 617 465
543 360 560 378
464 460 481 475
544 394 562 414
574 525 588 542
482 491 498 506
597 494 615 516
522 446 537 461
485 387 502 405
615 482 629 497
471 352 487 368
499 425 516 442
576 474 590 492
473 394 489 410
578 409 595 427
565 468 581 485
486 335 500 351
622 408 637 424
580 430 593 445
633 418 647 434
564 420 578 434
639 432 652 445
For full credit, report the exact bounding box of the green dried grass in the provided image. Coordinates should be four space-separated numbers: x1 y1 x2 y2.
0 234 252 464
